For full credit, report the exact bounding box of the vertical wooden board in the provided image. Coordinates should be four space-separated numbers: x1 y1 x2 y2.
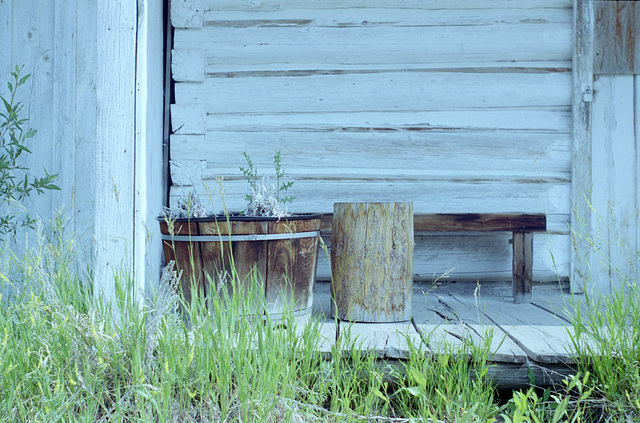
593 1 639 75
636 75 640 283
512 232 533 303
133 0 166 297
0 1 12 82
95 0 137 301
571 0 594 294
52 0 77 220
292 217 321 311
199 219 268 307
197 220 233 290
591 75 636 294
11 1 56 226
232 220 268 297
266 220 296 314
73 0 97 256
159 220 204 304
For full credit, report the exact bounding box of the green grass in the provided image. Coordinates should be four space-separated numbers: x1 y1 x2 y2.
1 214 639 422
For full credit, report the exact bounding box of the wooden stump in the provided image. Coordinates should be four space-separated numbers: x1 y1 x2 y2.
331 202 413 322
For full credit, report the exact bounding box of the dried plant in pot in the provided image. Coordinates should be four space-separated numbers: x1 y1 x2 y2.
158 152 321 319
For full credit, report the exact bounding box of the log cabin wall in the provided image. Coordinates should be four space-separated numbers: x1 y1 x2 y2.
169 0 574 283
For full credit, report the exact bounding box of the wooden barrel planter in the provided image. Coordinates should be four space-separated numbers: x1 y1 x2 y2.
158 213 322 318
331 202 413 322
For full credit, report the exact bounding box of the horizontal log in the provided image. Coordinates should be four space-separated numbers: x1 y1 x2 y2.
205 0 573 12
320 213 546 233
174 72 572 114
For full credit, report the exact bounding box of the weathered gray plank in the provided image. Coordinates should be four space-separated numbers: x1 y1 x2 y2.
175 20 571 72
95 0 137 301
415 323 527 364
443 295 575 364
636 76 640 278
338 322 422 359
591 75 637 294
201 109 571 133
594 1 640 75
52 1 76 219
205 0 573 12
571 0 595 294
170 178 570 215
175 73 572 114
74 0 97 256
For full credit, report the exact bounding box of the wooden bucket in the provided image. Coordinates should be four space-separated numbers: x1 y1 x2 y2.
158 213 322 318
331 202 413 322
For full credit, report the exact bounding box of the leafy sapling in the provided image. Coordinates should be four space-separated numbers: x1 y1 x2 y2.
273 151 295 205
240 151 296 217
0 65 60 240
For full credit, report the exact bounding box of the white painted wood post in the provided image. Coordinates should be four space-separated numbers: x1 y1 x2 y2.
95 0 137 303
135 0 166 298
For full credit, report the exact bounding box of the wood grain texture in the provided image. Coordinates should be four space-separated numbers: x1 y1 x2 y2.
159 220 205 305
171 1 574 285
331 202 413 322
171 0 204 28
175 73 571 113
95 0 137 302
594 1 639 75
512 232 534 303
571 0 595 293
205 0 573 12
198 219 268 307
320 213 546 232
135 0 166 300
591 75 638 294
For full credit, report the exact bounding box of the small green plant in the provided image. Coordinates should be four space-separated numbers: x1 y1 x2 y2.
500 372 594 423
240 150 295 217
0 65 59 240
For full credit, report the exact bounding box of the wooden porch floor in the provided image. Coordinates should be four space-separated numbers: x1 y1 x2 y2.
307 280 580 390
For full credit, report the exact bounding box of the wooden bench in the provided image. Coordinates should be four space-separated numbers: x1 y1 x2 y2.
319 213 547 303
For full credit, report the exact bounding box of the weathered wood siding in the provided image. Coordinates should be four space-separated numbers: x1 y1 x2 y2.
590 75 639 294
0 0 97 249
170 0 574 282
2 1 166 297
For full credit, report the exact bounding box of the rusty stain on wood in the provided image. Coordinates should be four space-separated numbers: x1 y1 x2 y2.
594 1 639 74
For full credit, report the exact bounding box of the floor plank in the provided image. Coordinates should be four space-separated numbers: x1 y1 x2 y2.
338 322 422 359
415 323 527 363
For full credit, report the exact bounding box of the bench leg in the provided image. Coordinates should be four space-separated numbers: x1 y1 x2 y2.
512 231 533 303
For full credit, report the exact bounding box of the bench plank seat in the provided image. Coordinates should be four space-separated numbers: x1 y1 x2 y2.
319 213 546 304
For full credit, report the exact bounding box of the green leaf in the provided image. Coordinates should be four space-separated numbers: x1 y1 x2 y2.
18 74 31 87
402 386 426 398
1 97 11 114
